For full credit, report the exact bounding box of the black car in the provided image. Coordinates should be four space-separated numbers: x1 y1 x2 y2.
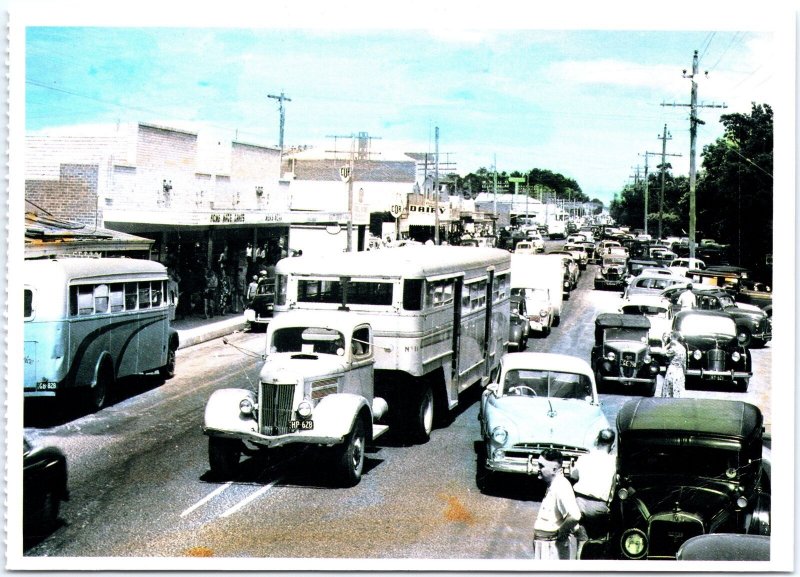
591 313 659 396
609 398 770 560
244 277 276 330
594 255 628 290
507 294 528 351
23 437 69 540
672 309 753 392
660 285 771 348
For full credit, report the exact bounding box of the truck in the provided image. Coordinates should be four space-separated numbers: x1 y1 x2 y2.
510 253 564 328
203 309 389 487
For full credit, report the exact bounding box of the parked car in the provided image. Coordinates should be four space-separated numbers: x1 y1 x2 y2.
737 279 773 317
610 398 770 560
594 255 628 290
23 436 69 540
618 294 673 365
590 313 659 396
622 273 687 299
659 285 771 348
512 287 553 336
477 352 612 489
672 309 753 392
244 277 276 330
508 294 529 351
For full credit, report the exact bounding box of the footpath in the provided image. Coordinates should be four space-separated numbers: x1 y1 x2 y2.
172 312 249 350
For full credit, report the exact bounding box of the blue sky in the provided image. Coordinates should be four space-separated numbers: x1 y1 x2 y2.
20 5 785 205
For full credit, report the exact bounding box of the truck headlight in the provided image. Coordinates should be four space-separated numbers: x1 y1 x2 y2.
297 399 313 419
621 528 648 559
239 397 255 416
491 426 508 445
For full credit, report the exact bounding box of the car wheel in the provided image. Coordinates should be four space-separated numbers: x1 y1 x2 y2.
334 418 366 487
734 378 750 393
25 489 61 539
159 345 177 379
475 445 494 493
737 326 752 347
521 332 528 350
208 437 242 479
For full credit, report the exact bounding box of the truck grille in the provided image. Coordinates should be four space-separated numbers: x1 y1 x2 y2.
706 348 726 372
259 382 295 436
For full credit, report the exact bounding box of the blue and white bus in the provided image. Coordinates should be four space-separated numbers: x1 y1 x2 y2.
273 245 512 441
24 258 179 411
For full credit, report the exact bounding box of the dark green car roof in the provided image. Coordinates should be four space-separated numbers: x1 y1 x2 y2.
617 398 763 440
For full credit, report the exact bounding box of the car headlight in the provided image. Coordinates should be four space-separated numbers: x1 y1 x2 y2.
620 528 648 559
736 496 749 508
491 426 508 445
731 351 741 362
693 349 703 360
540 309 549 317
643 354 652 363
297 399 313 419
606 351 616 362
239 397 255 416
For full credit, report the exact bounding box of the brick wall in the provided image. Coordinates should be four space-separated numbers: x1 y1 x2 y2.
136 124 197 171
25 164 100 226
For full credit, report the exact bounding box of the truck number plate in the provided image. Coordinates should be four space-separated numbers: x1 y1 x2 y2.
289 420 314 431
36 382 57 391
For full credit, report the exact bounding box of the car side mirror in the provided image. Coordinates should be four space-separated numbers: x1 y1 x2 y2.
487 383 501 397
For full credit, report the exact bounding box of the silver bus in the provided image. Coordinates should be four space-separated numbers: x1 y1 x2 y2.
24 258 179 411
274 245 512 441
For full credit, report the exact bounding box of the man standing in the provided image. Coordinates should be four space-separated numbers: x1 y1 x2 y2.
532 448 582 560
677 283 697 310
570 429 617 558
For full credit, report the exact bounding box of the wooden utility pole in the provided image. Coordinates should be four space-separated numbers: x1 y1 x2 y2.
267 92 291 153
662 50 725 259
434 126 440 245
656 125 681 240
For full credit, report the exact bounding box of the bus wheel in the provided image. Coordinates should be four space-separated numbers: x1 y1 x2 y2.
411 386 434 443
159 345 177 379
333 418 365 487
89 364 112 412
209 437 242 480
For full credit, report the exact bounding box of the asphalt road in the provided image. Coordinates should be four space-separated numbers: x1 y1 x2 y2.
20 254 772 566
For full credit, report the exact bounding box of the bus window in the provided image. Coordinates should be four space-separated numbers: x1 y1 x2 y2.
494 273 509 302
138 283 151 309
125 283 138 310
403 279 423 311
71 285 95 316
110 283 124 312
150 281 163 307
24 289 33 320
297 279 393 306
94 284 109 314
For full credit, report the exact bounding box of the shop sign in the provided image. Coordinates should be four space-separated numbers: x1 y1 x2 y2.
210 212 246 224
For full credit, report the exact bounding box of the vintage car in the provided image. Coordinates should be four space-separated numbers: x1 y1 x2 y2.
524 231 546 252
244 277 276 330
622 273 687 299
591 313 659 396
594 254 629 290
660 285 771 348
515 286 553 336
676 534 770 561
625 259 662 283
477 352 612 488
564 243 589 270
513 240 539 255
508 294 529 351
611 398 770 560
23 436 69 540
549 252 580 289
203 310 389 487
672 309 753 392
618 294 673 365
668 257 706 277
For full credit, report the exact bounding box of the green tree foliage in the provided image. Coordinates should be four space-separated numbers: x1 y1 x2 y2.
454 167 588 202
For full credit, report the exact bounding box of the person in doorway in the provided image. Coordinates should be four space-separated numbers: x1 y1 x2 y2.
570 430 617 558
532 449 581 560
676 283 697 310
662 330 687 398
203 268 218 319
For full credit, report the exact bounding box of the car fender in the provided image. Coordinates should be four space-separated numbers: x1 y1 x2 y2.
204 388 257 435
310 393 372 441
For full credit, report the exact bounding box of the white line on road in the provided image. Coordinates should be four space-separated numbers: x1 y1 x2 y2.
219 478 283 518
180 482 233 518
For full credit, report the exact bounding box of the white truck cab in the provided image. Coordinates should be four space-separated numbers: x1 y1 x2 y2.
203 309 388 487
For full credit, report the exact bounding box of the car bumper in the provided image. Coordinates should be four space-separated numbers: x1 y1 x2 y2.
204 427 346 449
600 376 657 385
685 369 752 380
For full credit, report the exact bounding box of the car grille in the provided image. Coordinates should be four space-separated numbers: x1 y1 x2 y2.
259 382 295 436
621 352 638 377
648 515 704 558
507 443 588 459
706 348 726 372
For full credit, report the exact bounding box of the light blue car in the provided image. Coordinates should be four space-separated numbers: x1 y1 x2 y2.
477 352 613 486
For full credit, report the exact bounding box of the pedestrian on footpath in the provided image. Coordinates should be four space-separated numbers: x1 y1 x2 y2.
662 330 687 398
532 448 581 560
203 268 218 319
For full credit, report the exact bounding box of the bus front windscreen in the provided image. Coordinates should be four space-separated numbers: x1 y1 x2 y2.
297 279 393 306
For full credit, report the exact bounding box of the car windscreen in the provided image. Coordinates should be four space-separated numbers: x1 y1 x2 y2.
621 305 669 318
271 327 346 355
503 369 592 399
677 314 736 337
620 441 743 479
605 327 648 342
603 258 626 266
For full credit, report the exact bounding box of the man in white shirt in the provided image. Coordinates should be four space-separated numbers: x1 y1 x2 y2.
677 283 697 310
532 449 582 560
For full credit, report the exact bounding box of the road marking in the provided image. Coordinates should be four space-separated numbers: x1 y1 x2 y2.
219 478 282 518
181 482 233 518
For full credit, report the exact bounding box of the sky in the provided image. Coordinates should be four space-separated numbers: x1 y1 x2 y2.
18 2 790 206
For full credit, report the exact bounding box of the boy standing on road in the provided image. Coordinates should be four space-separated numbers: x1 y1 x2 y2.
532 448 581 560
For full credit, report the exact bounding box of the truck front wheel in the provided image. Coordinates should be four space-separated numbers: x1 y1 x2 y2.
334 419 365 487
209 437 242 479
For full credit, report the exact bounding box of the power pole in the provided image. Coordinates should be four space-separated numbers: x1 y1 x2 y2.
662 50 726 259
434 126 440 245
267 92 292 153
656 125 682 240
